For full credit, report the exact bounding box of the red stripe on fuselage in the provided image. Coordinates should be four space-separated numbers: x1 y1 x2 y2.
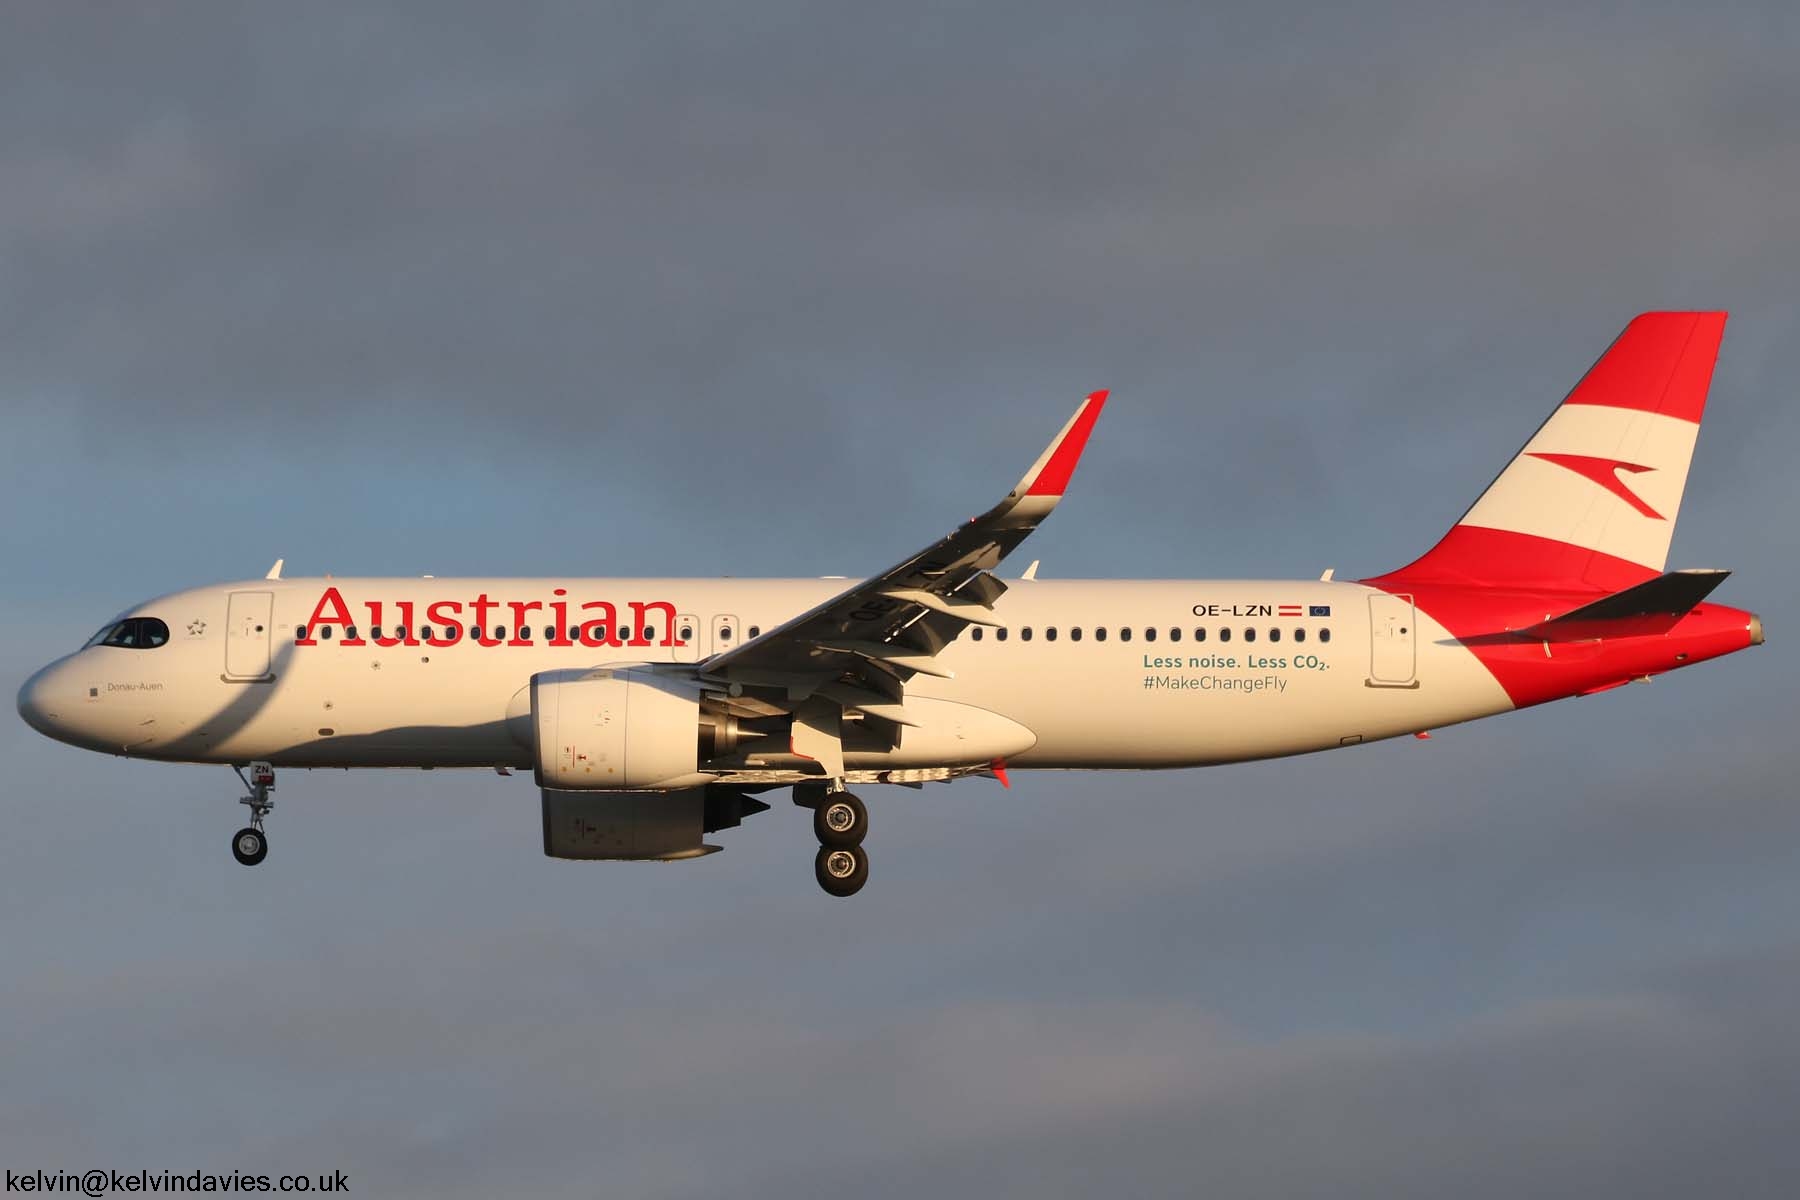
1372 525 1659 593
1363 537 1754 708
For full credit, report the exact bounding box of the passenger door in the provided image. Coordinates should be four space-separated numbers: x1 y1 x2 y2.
225 591 274 679
1367 593 1417 687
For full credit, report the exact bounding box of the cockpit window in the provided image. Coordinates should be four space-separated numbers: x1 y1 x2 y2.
88 617 170 649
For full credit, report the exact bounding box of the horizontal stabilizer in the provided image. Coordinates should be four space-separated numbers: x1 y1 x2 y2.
1526 569 1730 640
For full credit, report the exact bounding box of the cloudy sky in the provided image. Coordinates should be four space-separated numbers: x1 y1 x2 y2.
4 2 1798 1195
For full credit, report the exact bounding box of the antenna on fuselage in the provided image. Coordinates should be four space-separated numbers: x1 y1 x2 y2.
265 558 285 580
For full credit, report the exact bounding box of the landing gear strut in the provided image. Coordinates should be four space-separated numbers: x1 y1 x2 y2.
798 784 869 897
231 762 275 866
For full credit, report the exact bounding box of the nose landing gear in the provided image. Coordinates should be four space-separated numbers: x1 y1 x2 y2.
230 762 275 866
798 784 870 897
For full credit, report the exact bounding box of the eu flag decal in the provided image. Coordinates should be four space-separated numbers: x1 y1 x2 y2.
1309 605 1332 617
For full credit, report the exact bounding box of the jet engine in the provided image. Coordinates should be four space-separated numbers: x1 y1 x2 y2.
531 666 719 791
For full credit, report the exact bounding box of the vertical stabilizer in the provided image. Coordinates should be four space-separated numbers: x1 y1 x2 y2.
1376 312 1726 591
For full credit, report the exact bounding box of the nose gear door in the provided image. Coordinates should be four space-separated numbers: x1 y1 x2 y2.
225 591 275 679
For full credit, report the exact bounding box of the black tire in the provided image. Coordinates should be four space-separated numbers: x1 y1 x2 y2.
813 792 868 848
814 845 869 897
231 827 268 866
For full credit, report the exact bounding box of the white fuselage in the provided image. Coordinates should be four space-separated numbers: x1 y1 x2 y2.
22 576 1514 773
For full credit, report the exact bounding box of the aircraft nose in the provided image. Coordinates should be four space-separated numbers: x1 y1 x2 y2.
16 666 60 736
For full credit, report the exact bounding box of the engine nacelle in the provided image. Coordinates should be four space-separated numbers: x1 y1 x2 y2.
541 788 715 860
531 667 709 790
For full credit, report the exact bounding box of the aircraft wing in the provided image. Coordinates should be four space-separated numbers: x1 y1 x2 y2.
700 391 1106 743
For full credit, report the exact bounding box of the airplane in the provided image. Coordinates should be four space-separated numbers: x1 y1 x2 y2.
15 311 1763 897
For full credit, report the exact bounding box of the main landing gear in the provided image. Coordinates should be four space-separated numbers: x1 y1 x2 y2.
230 762 275 866
799 785 869 898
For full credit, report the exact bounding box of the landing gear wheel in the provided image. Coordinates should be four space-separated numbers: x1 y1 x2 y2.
231 826 268 866
813 791 868 848
814 845 869 897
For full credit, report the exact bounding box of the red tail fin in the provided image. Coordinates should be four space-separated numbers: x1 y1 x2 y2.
1374 312 1726 592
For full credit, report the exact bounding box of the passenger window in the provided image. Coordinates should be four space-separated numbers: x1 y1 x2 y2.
1219 627 1232 643
1194 627 1207 642
418 626 431 640
1095 627 1107 642
679 623 694 641
295 625 307 642
996 628 1009 642
749 626 761 638
1169 628 1181 643
345 626 358 641
568 626 579 640
544 626 556 641
1144 628 1156 643
1269 628 1281 643
1294 628 1306 643
1120 628 1132 642
321 626 334 640
719 626 734 641
1021 627 1034 642
1046 627 1058 642
971 627 984 641
1320 628 1332 644
517 627 531 641
1243 628 1256 643
372 625 383 639
493 626 506 641
1070 627 1082 642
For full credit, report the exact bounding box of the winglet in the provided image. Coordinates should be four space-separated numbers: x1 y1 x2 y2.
1016 390 1107 498
265 558 285 581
